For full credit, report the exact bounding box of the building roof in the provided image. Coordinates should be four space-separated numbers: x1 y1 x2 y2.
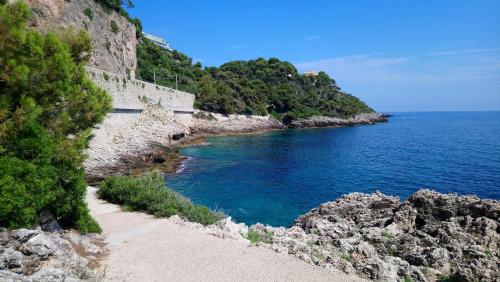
142 32 172 51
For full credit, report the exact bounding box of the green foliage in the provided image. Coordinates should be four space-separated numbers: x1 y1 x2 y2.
99 174 224 225
83 7 93 19
131 17 142 39
243 229 274 244
382 230 395 239
438 274 468 282
404 276 413 282
136 38 204 95
0 2 111 232
340 254 353 263
136 39 374 122
95 0 133 18
110 20 119 34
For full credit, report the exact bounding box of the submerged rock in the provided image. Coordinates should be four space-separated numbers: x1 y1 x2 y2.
253 190 499 281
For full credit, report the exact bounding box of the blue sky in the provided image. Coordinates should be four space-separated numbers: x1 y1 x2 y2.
127 1 500 112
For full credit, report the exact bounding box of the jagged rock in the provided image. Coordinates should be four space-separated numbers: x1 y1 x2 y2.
204 217 249 241
36 212 62 233
85 105 190 182
253 190 499 281
0 229 105 281
191 110 284 135
172 132 185 140
20 233 57 258
289 113 388 128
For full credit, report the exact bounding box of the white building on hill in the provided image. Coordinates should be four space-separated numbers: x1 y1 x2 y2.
142 32 173 51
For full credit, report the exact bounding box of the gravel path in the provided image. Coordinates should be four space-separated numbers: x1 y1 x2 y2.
86 187 365 282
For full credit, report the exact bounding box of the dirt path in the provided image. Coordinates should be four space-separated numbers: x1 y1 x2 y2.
86 186 365 282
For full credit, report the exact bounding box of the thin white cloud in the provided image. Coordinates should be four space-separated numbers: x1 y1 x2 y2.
295 53 500 85
304 35 320 41
428 48 500 56
296 53 500 111
232 45 247 49
296 54 411 83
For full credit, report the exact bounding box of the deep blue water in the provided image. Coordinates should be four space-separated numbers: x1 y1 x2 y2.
164 112 500 227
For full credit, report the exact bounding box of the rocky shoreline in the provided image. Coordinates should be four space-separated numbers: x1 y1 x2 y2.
2 189 498 281
248 190 499 281
0 107 396 281
289 113 389 128
84 107 388 182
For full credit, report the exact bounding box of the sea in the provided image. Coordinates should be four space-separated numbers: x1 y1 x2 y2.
164 112 500 227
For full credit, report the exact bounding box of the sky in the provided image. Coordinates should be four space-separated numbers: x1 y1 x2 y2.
127 1 500 112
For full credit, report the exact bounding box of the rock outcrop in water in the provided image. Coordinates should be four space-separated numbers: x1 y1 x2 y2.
289 113 388 128
251 190 499 281
190 110 284 135
190 111 388 135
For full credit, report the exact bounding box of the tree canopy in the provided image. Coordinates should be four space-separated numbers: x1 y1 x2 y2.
136 38 374 121
0 2 112 232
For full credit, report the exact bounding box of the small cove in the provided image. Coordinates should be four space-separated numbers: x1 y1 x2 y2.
164 112 500 226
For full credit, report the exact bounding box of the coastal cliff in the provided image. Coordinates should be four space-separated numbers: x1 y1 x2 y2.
27 0 137 77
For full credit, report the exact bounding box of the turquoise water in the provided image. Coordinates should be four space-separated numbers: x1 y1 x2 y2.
164 112 500 227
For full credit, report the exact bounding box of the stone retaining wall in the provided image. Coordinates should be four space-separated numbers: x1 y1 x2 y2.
87 67 195 115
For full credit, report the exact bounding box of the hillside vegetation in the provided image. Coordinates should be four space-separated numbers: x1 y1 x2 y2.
0 2 112 232
136 38 373 122
99 174 224 225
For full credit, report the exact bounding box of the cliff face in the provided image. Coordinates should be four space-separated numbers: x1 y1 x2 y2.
27 0 136 77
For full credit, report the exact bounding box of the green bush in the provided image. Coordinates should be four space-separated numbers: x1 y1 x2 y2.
110 20 119 33
0 2 112 232
95 0 133 18
83 7 93 19
99 174 224 225
243 229 274 244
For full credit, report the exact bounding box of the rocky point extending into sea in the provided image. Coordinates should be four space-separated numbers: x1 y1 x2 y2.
250 189 499 281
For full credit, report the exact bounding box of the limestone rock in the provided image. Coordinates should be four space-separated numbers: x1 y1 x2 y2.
289 113 389 128
191 110 283 135
0 229 105 281
253 190 499 281
28 0 137 77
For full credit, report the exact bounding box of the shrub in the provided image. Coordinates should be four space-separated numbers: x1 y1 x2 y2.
83 7 93 19
110 20 119 33
243 229 273 244
0 2 112 232
95 0 134 21
98 174 224 225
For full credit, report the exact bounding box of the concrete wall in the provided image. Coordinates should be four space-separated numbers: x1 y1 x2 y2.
87 67 195 114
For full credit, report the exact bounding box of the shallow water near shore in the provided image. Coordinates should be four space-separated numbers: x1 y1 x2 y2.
164 112 500 226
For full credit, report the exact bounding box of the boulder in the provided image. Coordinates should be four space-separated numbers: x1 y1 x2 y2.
254 189 499 281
